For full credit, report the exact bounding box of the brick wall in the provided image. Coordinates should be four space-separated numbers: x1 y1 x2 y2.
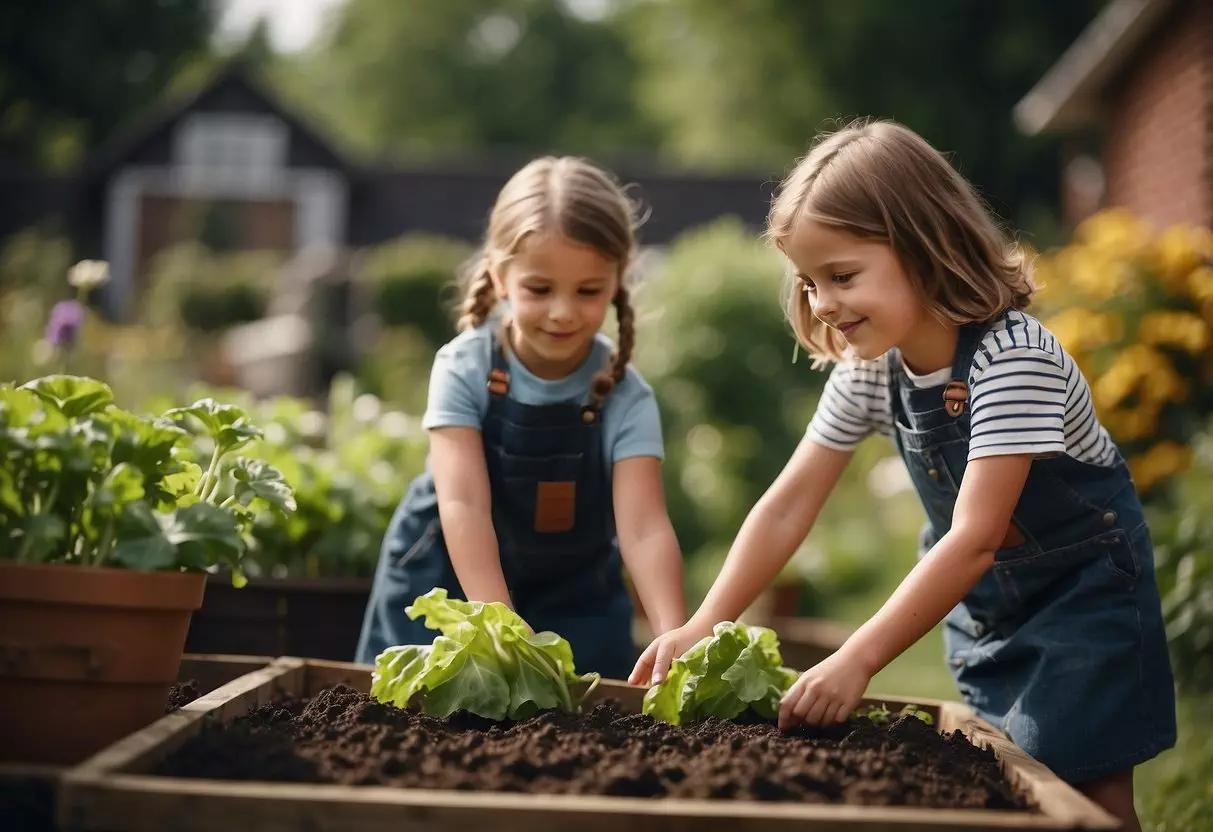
1102 0 1213 229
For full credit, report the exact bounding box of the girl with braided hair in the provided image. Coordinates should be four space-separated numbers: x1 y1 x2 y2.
356 156 687 678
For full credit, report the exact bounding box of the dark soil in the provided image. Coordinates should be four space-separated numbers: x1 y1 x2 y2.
154 685 1033 810
165 679 202 712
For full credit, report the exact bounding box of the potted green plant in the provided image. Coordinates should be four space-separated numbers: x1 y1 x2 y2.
0 375 294 764
179 375 427 661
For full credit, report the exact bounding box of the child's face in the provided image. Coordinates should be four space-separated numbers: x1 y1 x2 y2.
492 232 619 379
783 219 927 362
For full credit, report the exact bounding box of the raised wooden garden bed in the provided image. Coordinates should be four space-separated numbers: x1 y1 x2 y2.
57 657 1118 831
0 654 272 832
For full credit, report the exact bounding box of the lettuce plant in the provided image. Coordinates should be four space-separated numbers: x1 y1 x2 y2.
370 588 600 721
0 375 294 585
643 622 800 726
645 621 939 729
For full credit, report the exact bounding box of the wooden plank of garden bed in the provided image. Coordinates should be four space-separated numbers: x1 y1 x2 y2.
66 658 302 782
937 704 1118 830
58 658 1119 832
176 654 276 696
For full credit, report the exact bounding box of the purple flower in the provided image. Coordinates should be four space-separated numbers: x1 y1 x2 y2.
45 300 86 349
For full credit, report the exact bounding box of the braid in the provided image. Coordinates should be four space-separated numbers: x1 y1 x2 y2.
588 285 636 409
456 265 497 332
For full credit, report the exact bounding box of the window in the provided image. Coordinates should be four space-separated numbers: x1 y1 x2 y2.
174 114 287 188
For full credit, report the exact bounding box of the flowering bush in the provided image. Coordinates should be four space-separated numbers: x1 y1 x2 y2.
1034 209 1213 495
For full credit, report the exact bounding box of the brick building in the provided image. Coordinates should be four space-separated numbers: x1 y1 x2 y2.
1014 0 1213 229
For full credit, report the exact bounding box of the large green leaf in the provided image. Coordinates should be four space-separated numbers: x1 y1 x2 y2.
111 501 246 572
90 462 145 509
0 387 45 428
164 399 263 455
109 411 189 476
160 461 202 502
19 376 114 419
160 502 246 570
230 458 296 516
642 622 799 726
111 502 177 569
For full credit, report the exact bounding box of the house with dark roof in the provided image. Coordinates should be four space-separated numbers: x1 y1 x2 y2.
1014 0 1212 229
2 62 779 320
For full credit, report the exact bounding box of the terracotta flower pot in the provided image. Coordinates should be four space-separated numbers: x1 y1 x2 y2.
0 562 206 764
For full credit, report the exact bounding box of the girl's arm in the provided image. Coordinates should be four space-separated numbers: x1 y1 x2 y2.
630 438 853 684
428 426 513 608
612 456 687 635
778 454 1032 728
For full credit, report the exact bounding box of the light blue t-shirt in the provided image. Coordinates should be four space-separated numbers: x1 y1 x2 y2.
422 324 665 470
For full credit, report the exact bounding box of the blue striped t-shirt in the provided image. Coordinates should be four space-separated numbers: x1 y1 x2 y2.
806 310 1120 466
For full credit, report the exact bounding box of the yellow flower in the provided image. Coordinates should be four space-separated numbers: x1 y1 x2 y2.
1152 226 1207 291
1129 442 1194 493
1137 310 1209 355
1051 244 1134 301
1093 345 1186 411
1102 403 1160 442
1188 266 1213 304
1044 308 1091 352
1076 208 1151 261
1045 308 1122 353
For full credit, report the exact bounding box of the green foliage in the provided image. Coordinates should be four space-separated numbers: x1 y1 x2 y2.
855 703 934 727
370 588 601 720
287 0 657 158
171 374 428 578
362 232 471 341
643 622 800 726
623 0 1107 231
1148 428 1213 693
0 0 214 172
355 233 474 415
1137 696 1213 831
0 375 293 584
143 244 280 334
0 228 75 302
634 218 822 559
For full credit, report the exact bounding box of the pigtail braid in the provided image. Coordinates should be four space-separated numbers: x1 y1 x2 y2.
588 285 635 410
456 264 498 332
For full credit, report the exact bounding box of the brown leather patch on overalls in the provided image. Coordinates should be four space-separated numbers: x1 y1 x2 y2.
534 482 576 533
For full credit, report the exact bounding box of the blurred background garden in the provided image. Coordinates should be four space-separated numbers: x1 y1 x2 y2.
2 1 1211 826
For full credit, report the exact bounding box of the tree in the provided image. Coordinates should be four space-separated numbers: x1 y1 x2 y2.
289 0 658 158
623 0 1108 235
0 0 215 172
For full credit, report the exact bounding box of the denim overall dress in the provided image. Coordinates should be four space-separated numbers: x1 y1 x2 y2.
887 316 1176 784
355 331 636 679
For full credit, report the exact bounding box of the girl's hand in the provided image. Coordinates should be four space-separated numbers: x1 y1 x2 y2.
628 618 715 686
777 648 873 730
